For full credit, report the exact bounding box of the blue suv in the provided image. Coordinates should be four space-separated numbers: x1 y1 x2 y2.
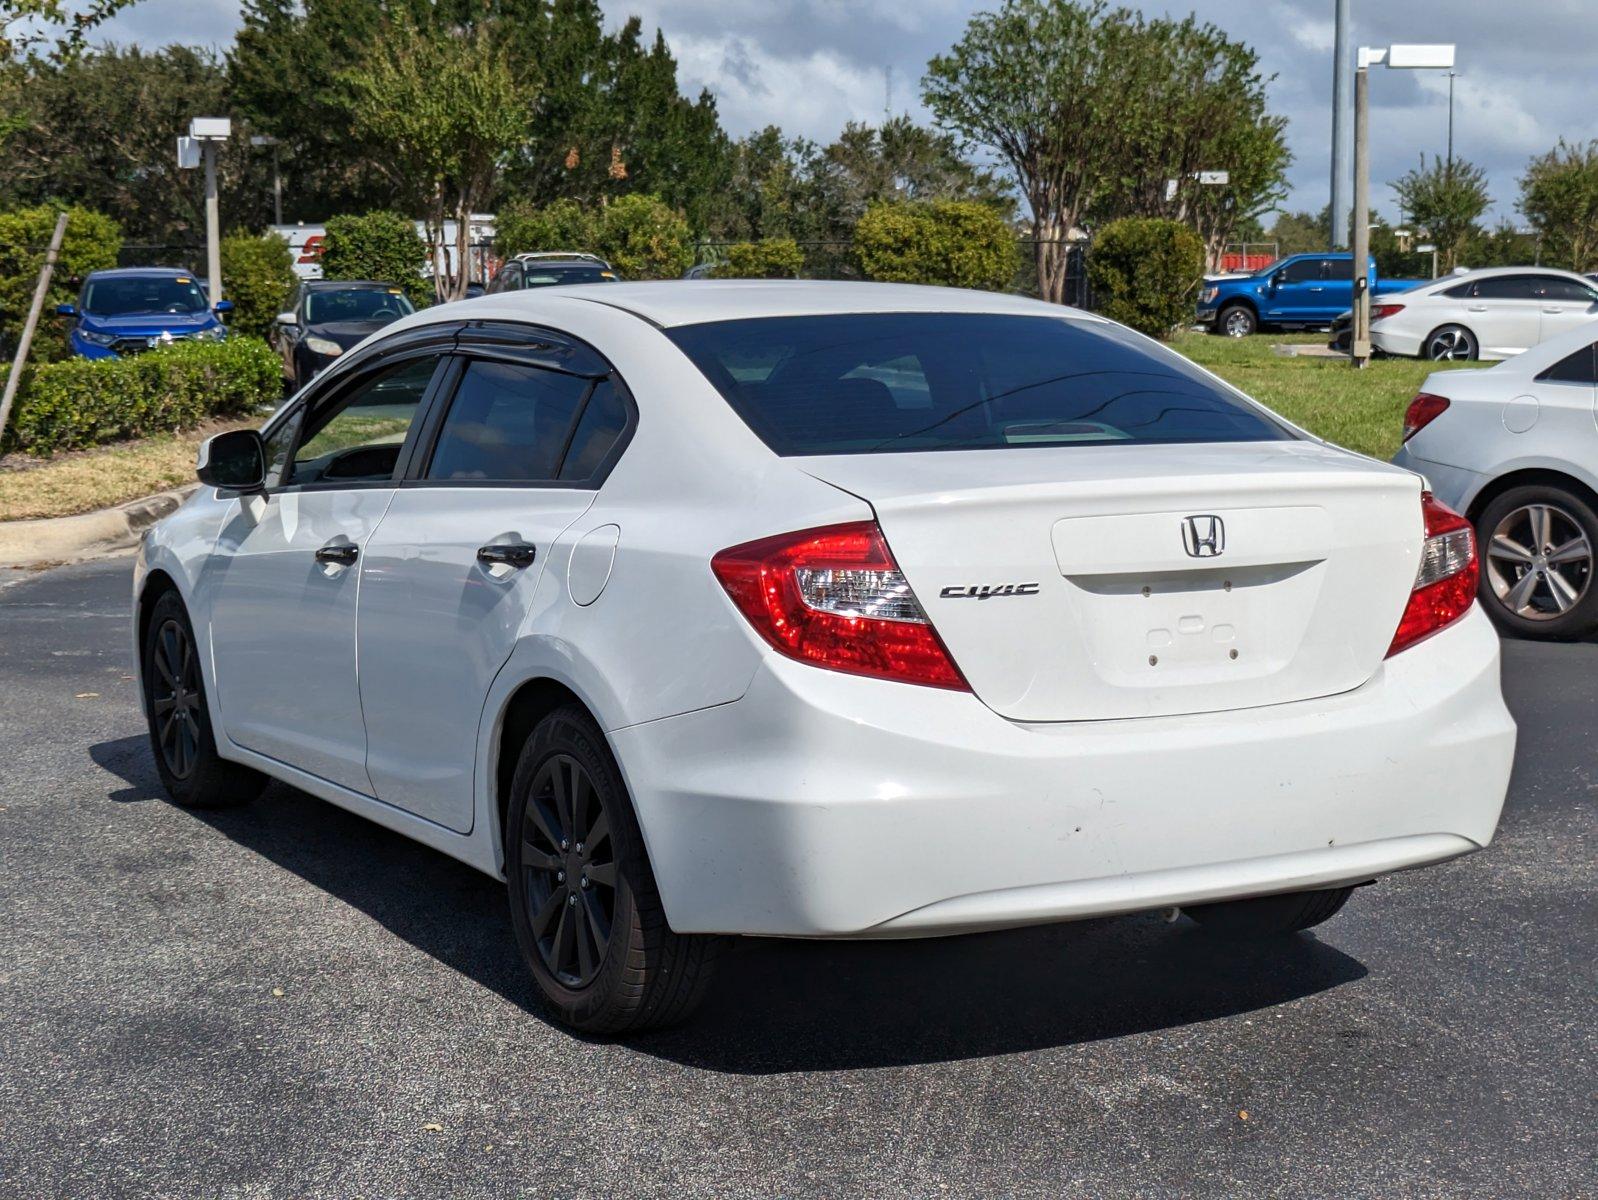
57 268 232 359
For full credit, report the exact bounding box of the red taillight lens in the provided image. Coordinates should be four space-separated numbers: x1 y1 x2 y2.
1402 392 1450 442
711 521 970 690
1371 302 1406 322
1386 492 1477 658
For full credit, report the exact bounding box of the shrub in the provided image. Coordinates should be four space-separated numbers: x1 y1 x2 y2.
1 336 280 457
713 239 805 279
320 211 430 305
1086 217 1206 339
0 205 123 362
854 200 1018 291
594 195 694 280
219 232 297 341
493 197 594 258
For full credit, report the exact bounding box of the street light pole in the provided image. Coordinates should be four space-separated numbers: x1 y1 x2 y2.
1446 71 1457 174
1351 58 1371 366
1330 0 1352 249
1349 44 1456 369
203 141 222 309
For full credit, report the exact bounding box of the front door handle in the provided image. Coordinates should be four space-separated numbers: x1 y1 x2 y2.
477 542 537 569
1541 306 1565 314
1466 305 1488 312
315 542 359 566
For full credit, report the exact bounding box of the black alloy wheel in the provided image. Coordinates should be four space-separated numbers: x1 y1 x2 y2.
149 617 204 780
520 753 617 987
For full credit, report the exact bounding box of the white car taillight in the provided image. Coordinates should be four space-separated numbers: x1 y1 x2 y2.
1386 492 1478 657
712 521 969 689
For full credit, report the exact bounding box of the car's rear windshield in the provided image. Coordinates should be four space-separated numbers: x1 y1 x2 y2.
524 267 615 287
666 312 1292 456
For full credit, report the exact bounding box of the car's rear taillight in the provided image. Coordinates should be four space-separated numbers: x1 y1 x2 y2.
1370 302 1406 322
1386 492 1477 657
1402 392 1450 442
711 521 969 690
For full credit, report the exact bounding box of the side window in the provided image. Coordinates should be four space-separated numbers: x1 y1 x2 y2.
558 379 629 482
1279 258 1322 284
1443 281 1476 298
425 359 589 482
1533 277 1598 302
488 265 520 294
1474 276 1538 300
1537 342 1598 385
289 355 440 485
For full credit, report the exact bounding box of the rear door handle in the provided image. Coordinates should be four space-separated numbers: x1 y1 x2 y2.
315 542 359 566
477 542 537 569
1466 305 1488 312
1542 306 1565 314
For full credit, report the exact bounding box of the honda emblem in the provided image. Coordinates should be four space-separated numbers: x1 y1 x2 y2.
1181 514 1225 558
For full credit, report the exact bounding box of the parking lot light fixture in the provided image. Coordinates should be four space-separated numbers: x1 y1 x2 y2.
1350 44 1455 367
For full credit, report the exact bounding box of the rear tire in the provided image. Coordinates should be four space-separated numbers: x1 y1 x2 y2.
1184 887 1353 939
1215 303 1256 338
505 705 719 1033
1475 484 1598 641
141 589 266 809
1424 324 1478 360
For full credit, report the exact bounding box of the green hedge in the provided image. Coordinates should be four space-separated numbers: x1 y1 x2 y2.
492 194 694 280
220 232 298 340
0 205 123 363
854 200 1018 291
713 239 805 279
1087 217 1206 339
1 336 280 457
320 211 431 305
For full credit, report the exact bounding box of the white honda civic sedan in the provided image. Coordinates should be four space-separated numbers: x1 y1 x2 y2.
1393 321 1598 639
134 282 1515 1032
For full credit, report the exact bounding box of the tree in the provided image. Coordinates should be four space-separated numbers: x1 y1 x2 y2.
340 12 531 301
924 0 1138 303
1519 140 1598 273
1390 155 1491 273
1267 210 1326 257
854 200 1018 291
1460 221 1541 271
592 194 693 279
219 231 296 339
493 198 596 258
0 46 276 244
319 211 429 304
1 0 137 64
0 204 121 360
1086 217 1204 338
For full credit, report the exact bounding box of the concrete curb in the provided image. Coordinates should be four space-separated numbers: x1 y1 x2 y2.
0 485 198 569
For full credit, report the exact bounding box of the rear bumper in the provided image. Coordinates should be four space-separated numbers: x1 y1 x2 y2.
1372 326 1425 358
613 606 1515 937
1390 445 1487 516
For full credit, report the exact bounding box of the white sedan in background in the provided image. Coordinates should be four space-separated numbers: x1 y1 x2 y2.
134 281 1515 1032
1394 322 1598 639
1365 267 1598 361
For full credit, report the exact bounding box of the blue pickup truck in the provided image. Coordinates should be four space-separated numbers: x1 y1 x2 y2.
1196 253 1426 337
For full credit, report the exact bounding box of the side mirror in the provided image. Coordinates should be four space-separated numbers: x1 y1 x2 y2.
1268 271 1284 288
196 429 266 492
275 310 298 326
55 303 76 317
213 299 234 314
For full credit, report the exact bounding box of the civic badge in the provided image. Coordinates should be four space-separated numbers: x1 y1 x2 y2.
1181 514 1225 558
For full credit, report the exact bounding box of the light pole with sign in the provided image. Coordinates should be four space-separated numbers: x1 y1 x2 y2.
177 117 232 309
1350 44 1455 367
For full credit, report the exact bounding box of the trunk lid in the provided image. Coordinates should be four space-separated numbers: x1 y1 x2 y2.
801 441 1423 722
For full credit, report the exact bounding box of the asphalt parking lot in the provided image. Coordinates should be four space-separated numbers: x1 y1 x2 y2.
3 555 1594 1199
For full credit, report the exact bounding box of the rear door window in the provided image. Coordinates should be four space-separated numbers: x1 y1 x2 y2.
667 313 1292 456
425 361 590 482
1537 342 1598 385
1473 276 1540 300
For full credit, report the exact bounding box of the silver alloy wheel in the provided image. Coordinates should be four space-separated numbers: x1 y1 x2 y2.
1485 503 1593 620
1426 327 1474 360
1222 308 1253 337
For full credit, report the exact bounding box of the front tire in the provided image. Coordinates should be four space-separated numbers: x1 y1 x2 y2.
141 590 266 808
505 706 719 1033
1184 887 1353 938
1215 303 1257 338
1424 324 1478 360
1476 485 1598 640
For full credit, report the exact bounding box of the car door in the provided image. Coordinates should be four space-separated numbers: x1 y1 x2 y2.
1532 275 1598 343
1264 257 1333 322
206 337 453 793
1466 275 1545 355
355 324 634 832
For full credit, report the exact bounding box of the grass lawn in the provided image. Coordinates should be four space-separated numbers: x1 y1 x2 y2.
1172 332 1488 461
0 420 254 522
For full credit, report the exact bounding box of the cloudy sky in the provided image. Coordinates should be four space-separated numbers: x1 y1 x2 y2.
93 0 1594 226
